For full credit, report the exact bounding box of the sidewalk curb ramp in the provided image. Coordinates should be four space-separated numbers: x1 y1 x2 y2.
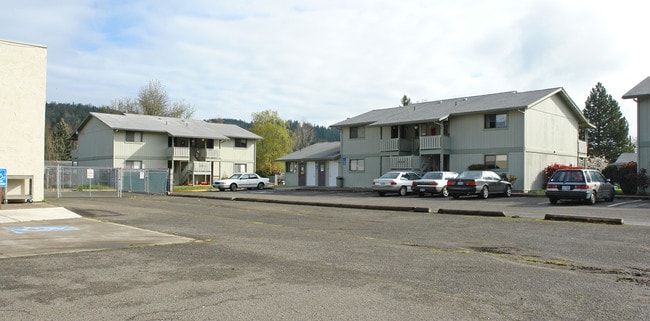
437 208 506 217
171 193 431 213
544 214 623 225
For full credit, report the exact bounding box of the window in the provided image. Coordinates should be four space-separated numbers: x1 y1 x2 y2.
485 155 507 169
125 131 143 142
235 138 247 148
285 162 297 173
349 127 365 139
125 160 142 169
234 163 247 172
349 159 364 171
484 113 507 129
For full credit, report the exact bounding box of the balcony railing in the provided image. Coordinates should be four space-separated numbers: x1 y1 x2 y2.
380 138 412 153
199 148 220 161
168 147 190 160
389 156 421 170
419 135 450 150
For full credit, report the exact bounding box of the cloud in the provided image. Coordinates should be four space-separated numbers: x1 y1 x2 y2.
1 0 647 136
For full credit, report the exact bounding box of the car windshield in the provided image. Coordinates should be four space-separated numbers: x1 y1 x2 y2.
550 171 584 183
457 171 482 179
380 172 400 179
422 172 443 179
229 174 242 179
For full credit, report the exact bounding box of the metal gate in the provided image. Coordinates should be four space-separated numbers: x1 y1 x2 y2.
44 166 170 198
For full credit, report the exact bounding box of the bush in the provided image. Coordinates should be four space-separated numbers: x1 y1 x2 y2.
543 163 582 188
467 164 488 170
601 165 620 183
637 168 648 195
619 162 637 195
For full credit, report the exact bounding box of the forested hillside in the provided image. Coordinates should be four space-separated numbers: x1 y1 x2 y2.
44 102 340 160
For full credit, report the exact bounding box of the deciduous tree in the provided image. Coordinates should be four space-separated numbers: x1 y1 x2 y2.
111 79 195 118
250 110 293 175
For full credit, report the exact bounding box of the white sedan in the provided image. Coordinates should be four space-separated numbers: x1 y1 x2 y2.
213 173 270 191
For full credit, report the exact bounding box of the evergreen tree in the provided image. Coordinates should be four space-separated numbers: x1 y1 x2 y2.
48 118 72 161
582 83 634 163
401 95 411 106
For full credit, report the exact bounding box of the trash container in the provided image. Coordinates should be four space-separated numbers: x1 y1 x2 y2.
336 176 344 187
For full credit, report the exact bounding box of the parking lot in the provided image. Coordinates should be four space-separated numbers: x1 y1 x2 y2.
0 190 648 320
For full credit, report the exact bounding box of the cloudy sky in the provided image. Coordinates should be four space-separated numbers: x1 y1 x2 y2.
2 0 647 136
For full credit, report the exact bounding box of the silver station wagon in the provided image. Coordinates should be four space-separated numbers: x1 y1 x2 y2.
545 169 615 205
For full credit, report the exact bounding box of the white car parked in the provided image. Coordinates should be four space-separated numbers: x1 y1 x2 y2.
213 173 270 191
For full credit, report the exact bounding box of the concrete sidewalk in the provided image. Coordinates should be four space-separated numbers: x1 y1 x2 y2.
0 206 81 223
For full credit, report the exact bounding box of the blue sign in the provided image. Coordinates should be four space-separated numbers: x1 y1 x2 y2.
0 168 6 187
5 226 79 234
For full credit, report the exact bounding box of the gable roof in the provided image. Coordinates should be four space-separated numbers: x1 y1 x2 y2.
74 112 262 140
622 76 650 99
277 142 340 161
331 87 592 128
611 152 638 165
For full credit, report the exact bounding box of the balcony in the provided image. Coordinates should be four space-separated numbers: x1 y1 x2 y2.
168 147 190 160
389 156 421 170
380 138 413 153
198 148 220 161
419 135 450 150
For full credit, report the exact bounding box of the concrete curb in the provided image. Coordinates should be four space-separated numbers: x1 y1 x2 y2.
437 208 506 217
544 214 623 225
170 193 431 213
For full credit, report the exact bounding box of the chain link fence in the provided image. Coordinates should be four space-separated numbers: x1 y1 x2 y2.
44 166 170 199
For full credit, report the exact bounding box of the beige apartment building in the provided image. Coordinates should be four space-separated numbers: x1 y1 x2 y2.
0 39 47 203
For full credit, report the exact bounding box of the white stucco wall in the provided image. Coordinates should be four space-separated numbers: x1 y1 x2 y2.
0 39 47 202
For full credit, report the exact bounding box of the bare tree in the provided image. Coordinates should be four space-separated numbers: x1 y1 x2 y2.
111 79 195 119
293 121 316 150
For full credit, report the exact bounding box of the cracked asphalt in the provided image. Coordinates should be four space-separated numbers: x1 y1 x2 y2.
0 192 648 320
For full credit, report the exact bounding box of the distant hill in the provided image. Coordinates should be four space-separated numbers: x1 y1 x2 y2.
45 102 339 142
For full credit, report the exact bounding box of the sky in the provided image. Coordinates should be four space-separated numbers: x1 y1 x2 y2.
1 0 648 136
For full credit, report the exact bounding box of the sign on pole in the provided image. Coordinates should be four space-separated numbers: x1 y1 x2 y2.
86 168 94 179
0 168 7 187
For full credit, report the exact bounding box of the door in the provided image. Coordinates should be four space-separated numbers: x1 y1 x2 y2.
298 162 306 186
317 162 326 186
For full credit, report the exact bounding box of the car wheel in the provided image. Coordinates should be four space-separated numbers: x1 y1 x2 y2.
549 198 558 205
586 191 596 205
479 186 489 199
441 187 449 197
229 183 237 191
398 186 407 196
378 191 386 197
504 185 512 197
606 188 615 202
257 182 265 190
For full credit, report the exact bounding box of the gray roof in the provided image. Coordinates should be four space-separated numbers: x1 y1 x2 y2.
612 152 638 165
623 77 650 99
76 113 262 140
277 142 340 161
331 87 591 128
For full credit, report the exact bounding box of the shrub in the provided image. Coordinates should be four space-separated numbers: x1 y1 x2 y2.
601 165 620 183
467 164 487 170
637 168 648 195
619 162 637 195
542 163 582 188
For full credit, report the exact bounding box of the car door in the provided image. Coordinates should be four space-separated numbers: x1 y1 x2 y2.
240 174 253 188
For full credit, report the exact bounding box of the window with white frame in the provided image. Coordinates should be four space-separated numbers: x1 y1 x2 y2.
485 154 507 170
234 163 247 173
125 160 142 169
349 159 365 171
